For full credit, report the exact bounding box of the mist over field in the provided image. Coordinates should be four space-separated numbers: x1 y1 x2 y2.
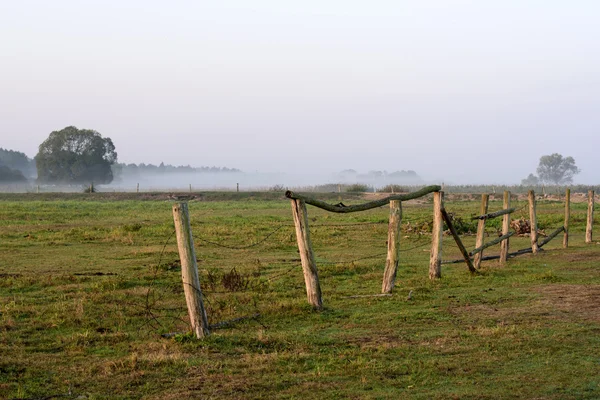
109 169 425 192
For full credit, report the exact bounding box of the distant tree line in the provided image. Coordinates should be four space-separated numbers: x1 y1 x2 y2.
113 162 240 180
1 126 241 185
0 148 36 182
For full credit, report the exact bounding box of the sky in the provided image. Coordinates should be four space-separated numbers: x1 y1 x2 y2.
1 0 599 185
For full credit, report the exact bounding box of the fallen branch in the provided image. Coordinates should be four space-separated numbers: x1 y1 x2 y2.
538 226 565 248
469 232 515 257
441 207 477 273
471 208 516 220
284 185 441 213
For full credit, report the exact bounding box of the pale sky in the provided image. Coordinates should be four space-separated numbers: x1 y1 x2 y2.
1 0 599 184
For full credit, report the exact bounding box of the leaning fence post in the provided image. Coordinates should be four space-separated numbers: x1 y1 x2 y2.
429 191 443 279
474 194 489 268
586 190 595 244
382 200 402 293
290 199 323 309
172 203 210 338
528 190 539 254
563 188 570 248
500 191 511 264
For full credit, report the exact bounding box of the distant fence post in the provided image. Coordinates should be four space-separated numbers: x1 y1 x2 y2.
563 188 570 248
237 183 239 192
429 191 443 279
136 183 139 193
172 203 210 338
474 194 489 268
500 191 511 264
586 190 595 244
382 200 402 293
528 190 539 254
290 199 323 309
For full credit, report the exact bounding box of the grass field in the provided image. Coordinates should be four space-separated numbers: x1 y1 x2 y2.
1 192 599 399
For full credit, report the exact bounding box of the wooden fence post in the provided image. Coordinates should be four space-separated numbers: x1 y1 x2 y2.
382 200 402 293
528 190 539 254
429 192 443 279
586 190 595 244
172 203 210 338
474 194 489 268
563 188 570 248
290 199 323 309
136 183 139 193
500 191 511 264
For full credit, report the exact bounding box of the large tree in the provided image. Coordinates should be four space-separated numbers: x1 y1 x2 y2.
536 153 580 185
35 126 117 184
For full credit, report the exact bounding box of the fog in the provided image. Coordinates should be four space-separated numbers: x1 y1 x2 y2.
109 170 425 192
2 1 600 185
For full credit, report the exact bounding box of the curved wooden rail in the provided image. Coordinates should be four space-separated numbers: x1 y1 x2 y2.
284 185 441 213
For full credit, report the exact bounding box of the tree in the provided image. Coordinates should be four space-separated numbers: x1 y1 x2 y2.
35 126 117 184
0 148 36 178
521 173 539 186
0 165 27 183
536 153 580 185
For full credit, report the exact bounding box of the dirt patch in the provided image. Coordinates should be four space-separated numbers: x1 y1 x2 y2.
563 252 600 263
448 284 600 324
533 284 600 322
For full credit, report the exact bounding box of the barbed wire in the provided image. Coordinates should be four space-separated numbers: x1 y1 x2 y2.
195 225 288 249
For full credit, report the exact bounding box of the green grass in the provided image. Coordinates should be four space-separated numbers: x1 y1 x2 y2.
1 192 599 399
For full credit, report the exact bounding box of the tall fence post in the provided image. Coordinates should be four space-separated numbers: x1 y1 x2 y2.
474 194 489 268
290 199 323 309
500 191 511 264
586 190 595 244
429 191 443 279
528 190 539 254
172 203 210 338
382 200 402 293
563 188 570 248
136 183 139 193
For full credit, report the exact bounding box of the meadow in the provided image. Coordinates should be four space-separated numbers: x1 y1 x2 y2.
0 191 599 399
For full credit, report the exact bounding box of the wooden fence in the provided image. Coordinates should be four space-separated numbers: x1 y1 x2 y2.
438 189 595 272
169 187 595 335
285 185 441 309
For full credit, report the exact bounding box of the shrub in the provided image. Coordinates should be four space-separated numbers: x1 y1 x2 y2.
346 183 371 192
379 184 408 193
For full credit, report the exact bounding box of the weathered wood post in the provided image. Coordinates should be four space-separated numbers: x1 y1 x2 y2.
290 199 323 309
563 188 570 248
382 200 402 293
500 191 511 264
189 184 192 193
429 191 443 279
136 183 139 193
528 190 539 254
474 194 489 268
237 183 239 192
172 203 210 338
586 190 595 244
